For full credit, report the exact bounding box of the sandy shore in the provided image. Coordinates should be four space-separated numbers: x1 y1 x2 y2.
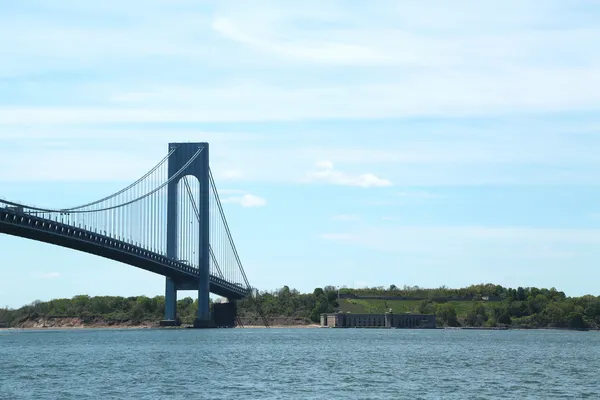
3 325 598 331
0 326 154 331
1 324 320 330
0 317 320 330
0 317 157 330
236 324 320 329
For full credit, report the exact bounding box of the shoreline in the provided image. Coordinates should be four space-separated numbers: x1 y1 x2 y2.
2 325 599 332
1 316 598 332
0 324 320 331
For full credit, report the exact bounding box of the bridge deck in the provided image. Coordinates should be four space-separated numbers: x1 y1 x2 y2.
0 208 249 300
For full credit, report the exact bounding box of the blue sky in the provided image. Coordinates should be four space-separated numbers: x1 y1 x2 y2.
1 0 600 308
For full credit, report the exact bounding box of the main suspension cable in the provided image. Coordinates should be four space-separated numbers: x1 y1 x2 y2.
63 148 176 211
0 148 202 214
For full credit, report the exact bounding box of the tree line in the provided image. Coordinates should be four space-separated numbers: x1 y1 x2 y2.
2 283 600 329
0 295 201 326
339 283 559 300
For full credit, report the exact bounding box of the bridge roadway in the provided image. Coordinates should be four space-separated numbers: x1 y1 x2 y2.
0 208 249 300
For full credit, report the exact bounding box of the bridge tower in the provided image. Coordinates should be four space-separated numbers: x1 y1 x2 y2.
161 142 212 328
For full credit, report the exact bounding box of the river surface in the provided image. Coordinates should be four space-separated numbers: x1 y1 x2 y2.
1 328 599 399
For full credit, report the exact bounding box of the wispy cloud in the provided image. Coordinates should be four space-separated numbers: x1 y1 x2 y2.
217 189 268 208
216 189 247 195
395 191 441 200
219 170 245 180
321 225 600 252
0 0 599 190
0 2 599 125
35 272 60 280
221 194 266 208
332 214 361 221
211 1 600 69
2 125 600 186
306 161 392 188
528 245 575 259
1 68 599 124
320 233 354 242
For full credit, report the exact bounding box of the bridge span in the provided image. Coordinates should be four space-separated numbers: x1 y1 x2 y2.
0 142 267 328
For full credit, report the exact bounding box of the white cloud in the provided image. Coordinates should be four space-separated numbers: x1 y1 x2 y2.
320 225 600 252
221 194 266 208
0 129 262 183
0 148 154 183
211 16 396 66
0 2 597 116
216 189 246 195
320 233 354 242
211 2 600 69
36 272 60 279
0 126 264 143
0 1 600 188
528 245 575 259
332 214 361 221
395 191 441 199
2 128 600 186
1 3 600 124
1 65 599 124
315 160 334 169
110 92 159 102
306 161 392 188
219 169 244 180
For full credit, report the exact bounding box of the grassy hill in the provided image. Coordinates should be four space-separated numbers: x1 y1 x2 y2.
338 298 478 318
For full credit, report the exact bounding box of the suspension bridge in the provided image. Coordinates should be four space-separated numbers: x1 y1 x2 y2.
0 142 268 328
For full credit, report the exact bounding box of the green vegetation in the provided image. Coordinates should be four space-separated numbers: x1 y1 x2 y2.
0 286 341 328
0 295 201 327
335 284 600 329
237 283 600 329
338 284 505 299
237 285 339 325
2 283 600 329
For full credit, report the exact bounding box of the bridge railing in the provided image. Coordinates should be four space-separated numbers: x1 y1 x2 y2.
0 206 249 298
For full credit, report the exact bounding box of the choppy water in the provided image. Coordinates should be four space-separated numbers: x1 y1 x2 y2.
1 328 600 399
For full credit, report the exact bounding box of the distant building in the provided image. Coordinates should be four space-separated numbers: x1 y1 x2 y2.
320 312 436 329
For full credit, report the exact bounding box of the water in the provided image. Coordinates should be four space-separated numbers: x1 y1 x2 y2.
1 328 599 399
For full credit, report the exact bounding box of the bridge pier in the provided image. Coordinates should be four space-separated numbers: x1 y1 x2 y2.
160 277 180 326
159 277 216 327
194 274 214 328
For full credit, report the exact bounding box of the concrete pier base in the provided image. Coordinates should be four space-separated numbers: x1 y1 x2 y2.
193 319 216 329
159 320 181 327
213 302 237 328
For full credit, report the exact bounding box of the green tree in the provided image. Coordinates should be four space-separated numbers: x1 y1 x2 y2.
418 300 435 314
436 303 459 327
465 303 488 327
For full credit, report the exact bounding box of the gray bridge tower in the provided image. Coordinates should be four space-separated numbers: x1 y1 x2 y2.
162 142 212 328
